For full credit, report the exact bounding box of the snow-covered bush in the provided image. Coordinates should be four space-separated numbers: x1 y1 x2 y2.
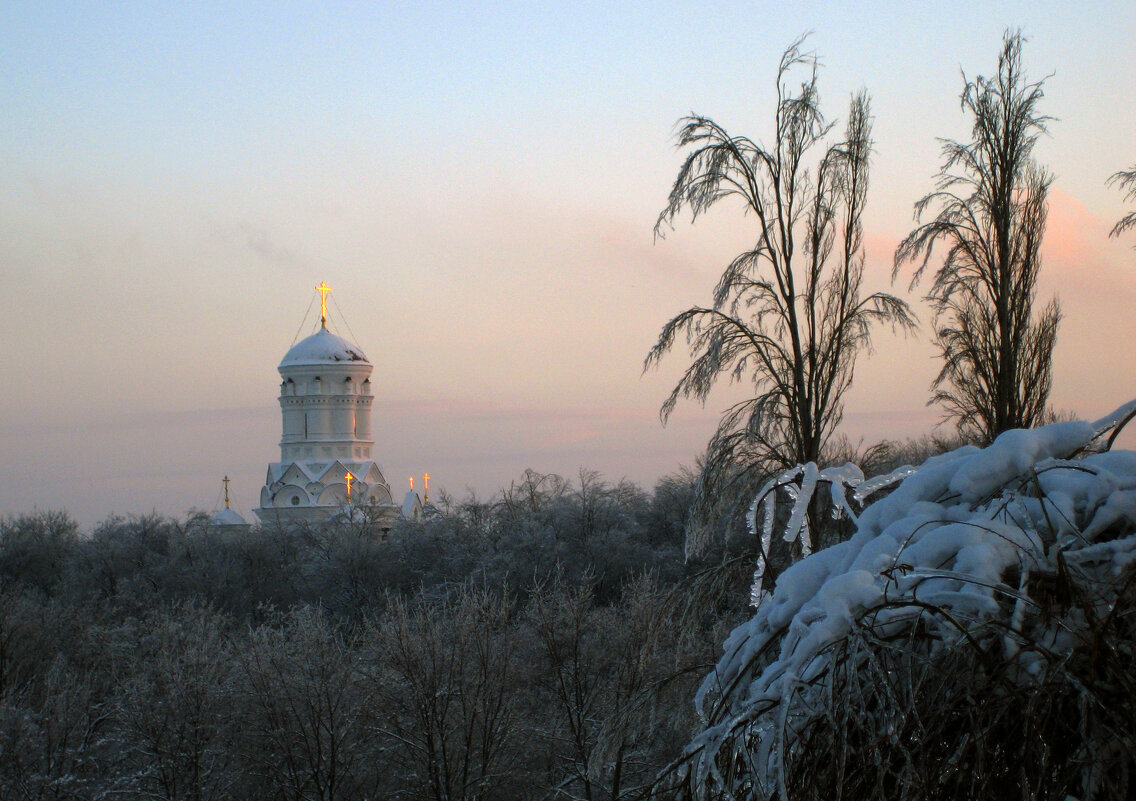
667 401 1136 800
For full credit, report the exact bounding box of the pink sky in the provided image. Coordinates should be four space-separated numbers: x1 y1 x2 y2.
2 2 1134 527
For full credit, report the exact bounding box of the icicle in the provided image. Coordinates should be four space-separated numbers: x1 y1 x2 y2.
763 488 776 543
750 568 768 607
853 464 919 504
784 463 817 543
825 462 865 523
1004 564 1031 660
748 482 779 606
1091 398 1136 437
748 468 802 603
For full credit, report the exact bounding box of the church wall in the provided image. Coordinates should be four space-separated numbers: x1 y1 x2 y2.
307 407 330 436
356 399 372 437
282 408 304 439
330 404 353 437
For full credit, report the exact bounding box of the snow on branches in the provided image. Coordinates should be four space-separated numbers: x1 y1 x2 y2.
676 400 1136 800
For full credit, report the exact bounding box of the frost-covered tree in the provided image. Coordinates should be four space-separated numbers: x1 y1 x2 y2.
529 573 704 801
113 604 236 801
895 31 1060 442
237 607 376 801
367 587 530 801
646 38 913 540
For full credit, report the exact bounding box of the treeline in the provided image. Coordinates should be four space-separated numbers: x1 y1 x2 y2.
0 469 752 801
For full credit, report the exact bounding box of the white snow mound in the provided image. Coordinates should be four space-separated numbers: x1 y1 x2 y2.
684 401 1136 794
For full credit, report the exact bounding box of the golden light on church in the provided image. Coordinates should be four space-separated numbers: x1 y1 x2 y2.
316 281 332 328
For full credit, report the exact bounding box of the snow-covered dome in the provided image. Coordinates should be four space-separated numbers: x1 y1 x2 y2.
210 506 250 528
279 328 369 367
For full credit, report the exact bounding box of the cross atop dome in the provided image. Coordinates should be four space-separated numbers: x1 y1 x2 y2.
316 281 333 329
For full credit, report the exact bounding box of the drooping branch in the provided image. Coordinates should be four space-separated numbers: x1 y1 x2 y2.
1109 165 1136 240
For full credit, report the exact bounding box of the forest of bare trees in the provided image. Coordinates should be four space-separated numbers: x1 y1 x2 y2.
0 472 751 801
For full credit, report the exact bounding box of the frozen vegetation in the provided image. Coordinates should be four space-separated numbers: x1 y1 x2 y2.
0 469 749 800
668 400 1136 800
3 405 1135 799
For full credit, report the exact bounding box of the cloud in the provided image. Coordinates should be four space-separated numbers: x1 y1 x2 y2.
207 218 310 272
1043 188 1112 270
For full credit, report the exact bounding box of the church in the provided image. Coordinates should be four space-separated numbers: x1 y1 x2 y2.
252 283 413 529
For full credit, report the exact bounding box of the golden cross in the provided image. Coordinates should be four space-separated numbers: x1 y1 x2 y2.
423 472 430 502
223 475 231 509
316 281 332 328
345 471 354 503
409 476 414 490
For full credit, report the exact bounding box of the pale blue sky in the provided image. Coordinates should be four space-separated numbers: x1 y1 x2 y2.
2 2 1134 525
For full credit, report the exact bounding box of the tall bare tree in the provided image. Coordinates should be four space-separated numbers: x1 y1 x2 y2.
1110 165 1136 241
895 31 1060 441
645 38 913 536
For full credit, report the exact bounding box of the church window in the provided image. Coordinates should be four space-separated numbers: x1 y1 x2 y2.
291 496 300 506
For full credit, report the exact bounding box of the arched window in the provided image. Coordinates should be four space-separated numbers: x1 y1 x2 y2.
291 496 300 506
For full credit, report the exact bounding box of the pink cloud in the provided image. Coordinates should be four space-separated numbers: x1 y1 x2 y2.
1043 188 1112 270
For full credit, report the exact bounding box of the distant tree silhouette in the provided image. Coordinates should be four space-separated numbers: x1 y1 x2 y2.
895 31 1059 442
646 37 913 541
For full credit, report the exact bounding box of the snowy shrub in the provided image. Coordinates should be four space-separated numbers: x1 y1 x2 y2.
666 400 1136 801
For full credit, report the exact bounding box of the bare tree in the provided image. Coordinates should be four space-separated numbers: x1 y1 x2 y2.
237 607 376 801
528 574 702 801
367 586 529 801
645 38 913 540
113 603 236 801
895 31 1060 442
1110 165 1136 241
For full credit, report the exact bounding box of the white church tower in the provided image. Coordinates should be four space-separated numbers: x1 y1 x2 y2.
255 283 399 527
